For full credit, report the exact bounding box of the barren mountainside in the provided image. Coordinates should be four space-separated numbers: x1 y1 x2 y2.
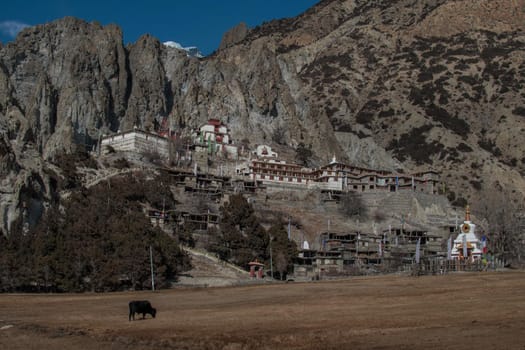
1 0 525 234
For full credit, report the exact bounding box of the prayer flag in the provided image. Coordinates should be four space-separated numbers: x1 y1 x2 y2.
415 238 421 263
287 217 291 240
462 234 468 258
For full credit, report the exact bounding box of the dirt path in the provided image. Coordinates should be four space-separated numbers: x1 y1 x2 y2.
176 247 251 287
1 271 524 349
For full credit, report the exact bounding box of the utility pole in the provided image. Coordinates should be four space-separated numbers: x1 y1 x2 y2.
356 218 360 264
150 245 155 291
356 233 359 263
269 236 274 280
162 197 166 227
97 132 102 157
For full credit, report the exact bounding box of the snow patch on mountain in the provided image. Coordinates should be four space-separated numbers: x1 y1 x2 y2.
163 41 204 58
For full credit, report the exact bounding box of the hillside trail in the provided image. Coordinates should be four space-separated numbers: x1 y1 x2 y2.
176 246 251 287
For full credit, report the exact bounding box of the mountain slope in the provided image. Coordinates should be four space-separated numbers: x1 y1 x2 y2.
1 0 524 234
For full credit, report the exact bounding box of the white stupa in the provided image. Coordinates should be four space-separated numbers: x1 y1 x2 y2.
451 206 482 260
303 240 310 250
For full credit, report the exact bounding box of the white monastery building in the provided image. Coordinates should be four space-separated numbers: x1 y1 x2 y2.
254 145 278 158
100 128 169 157
249 156 439 194
194 119 238 158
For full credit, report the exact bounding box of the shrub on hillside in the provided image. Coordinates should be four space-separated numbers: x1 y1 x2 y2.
295 143 313 167
512 107 525 117
339 192 367 218
53 148 98 190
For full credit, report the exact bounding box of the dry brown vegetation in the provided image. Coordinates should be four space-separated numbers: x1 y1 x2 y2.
1 271 524 350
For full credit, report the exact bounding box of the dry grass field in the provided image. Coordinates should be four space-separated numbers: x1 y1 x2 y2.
1 271 524 350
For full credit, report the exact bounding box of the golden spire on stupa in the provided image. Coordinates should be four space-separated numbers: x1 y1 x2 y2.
465 205 470 222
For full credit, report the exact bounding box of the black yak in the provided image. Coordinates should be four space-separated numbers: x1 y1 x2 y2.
129 300 156 321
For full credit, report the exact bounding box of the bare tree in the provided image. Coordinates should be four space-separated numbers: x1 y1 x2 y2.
141 149 163 166
275 252 288 280
472 188 524 265
170 134 192 166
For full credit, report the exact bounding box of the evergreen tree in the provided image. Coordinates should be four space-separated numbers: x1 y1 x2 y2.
1 226 35 291
339 192 367 218
267 223 298 280
0 172 190 292
295 142 313 167
212 194 269 268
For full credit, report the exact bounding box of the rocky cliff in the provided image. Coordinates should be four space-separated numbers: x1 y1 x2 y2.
1 0 525 234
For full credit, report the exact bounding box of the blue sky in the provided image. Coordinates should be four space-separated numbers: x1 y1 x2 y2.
0 0 320 55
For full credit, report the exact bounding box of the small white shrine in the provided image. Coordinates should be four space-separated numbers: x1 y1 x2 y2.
451 206 482 261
